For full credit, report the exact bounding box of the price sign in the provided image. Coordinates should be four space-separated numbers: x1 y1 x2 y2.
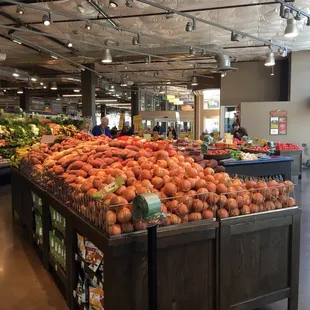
133 114 142 132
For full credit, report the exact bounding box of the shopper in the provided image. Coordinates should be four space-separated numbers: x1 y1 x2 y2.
167 125 177 139
110 126 118 139
92 116 111 137
120 122 134 136
153 122 163 134
231 124 248 140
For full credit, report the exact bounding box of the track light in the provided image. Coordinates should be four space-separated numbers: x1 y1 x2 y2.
159 87 165 94
51 54 58 60
186 19 196 32
166 11 175 19
40 82 44 86
85 22 92 30
110 84 115 92
30 76 37 82
17 88 23 94
77 4 85 13
279 4 290 19
132 34 140 46
189 46 195 55
73 89 80 93
109 0 121 7
271 66 275 76
145 56 151 64
67 41 73 48
56 94 61 101
216 54 231 69
231 31 243 42
12 72 19 77
43 85 47 89
16 5 24 15
42 13 52 26
278 47 288 57
265 52 275 66
101 49 112 63
120 78 127 86
284 18 299 38
51 82 57 90
13 39 22 45
191 76 198 86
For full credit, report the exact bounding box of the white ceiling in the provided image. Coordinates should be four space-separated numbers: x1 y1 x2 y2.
0 0 310 87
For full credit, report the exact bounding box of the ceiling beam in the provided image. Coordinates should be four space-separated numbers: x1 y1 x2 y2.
0 33 40 53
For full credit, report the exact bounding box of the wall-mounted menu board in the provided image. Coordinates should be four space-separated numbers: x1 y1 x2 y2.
270 110 287 135
30 97 45 112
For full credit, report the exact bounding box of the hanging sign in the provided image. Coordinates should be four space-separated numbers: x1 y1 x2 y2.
270 110 287 135
133 114 142 132
119 113 125 130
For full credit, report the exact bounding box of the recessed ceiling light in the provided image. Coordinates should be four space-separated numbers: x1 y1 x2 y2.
42 13 52 26
16 5 24 15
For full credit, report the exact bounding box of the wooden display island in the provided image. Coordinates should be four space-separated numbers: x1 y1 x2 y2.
11 168 301 310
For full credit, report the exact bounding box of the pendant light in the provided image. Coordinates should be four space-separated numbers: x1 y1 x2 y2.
191 76 198 86
17 88 23 94
51 82 57 90
101 49 112 63
56 94 61 101
284 18 299 38
265 52 275 66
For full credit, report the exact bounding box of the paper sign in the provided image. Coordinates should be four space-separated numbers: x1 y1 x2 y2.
41 135 55 144
119 113 125 130
133 115 142 132
270 110 287 135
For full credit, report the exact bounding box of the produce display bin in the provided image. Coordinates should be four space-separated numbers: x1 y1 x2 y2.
11 168 301 310
219 208 300 310
274 150 302 180
221 157 293 181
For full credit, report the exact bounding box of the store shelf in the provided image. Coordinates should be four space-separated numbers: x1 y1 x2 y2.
48 254 66 286
75 253 104 288
51 227 65 242
73 291 88 310
33 233 43 253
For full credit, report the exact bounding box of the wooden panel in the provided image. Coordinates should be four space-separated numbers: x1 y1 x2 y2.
229 226 289 305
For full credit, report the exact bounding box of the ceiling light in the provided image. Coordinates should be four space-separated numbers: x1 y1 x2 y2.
307 17 310 26
109 0 121 8
51 54 58 60
167 81 171 84
166 11 175 19
271 66 275 76
13 39 22 45
145 56 151 64
3 89 6 92
16 5 24 15
40 82 44 86
51 82 57 90
0 52 6 61
62 94 82 97
231 31 243 42
284 18 299 38
42 13 52 26
185 19 196 32
73 89 80 93
12 72 19 77
110 84 115 92
85 22 92 30
43 85 47 89
265 52 275 66
56 94 61 101
221 72 226 77
191 76 198 86
159 87 165 94
279 4 290 19
216 54 231 68
279 47 288 57
120 80 127 87
17 88 23 94
132 34 140 46
30 76 37 82
77 4 85 13
189 46 195 55
101 49 112 63
67 41 73 48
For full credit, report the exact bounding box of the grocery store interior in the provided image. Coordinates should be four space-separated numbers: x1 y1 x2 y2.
0 0 310 310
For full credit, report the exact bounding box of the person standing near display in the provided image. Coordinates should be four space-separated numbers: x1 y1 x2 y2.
92 116 111 137
120 122 134 136
231 124 248 140
153 122 163 134
167 125 177 139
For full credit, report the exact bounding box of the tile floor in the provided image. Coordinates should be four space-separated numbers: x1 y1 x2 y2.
0 171 309 310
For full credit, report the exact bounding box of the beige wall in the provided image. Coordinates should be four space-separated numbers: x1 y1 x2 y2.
221 61 282 106
241 51 310 147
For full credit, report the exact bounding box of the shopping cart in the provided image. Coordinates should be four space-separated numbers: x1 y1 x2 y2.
302 143 310 169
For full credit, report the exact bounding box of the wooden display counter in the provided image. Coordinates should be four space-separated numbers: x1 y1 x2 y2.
10 168 301 310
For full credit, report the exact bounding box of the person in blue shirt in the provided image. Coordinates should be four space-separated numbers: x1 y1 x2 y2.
92 116 111 137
